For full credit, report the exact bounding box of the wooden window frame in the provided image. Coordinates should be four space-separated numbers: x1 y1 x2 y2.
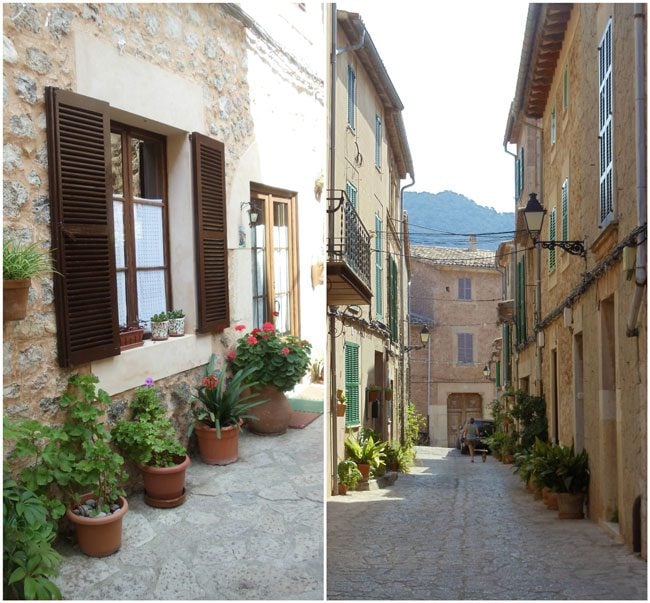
250 183 300 337
457 332 473 364
111 122 171 329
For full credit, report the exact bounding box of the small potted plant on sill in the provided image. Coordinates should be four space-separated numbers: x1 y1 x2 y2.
167 309 186 337
3 238 53 321
337 459 362 495
228 322 312 435
111 378 190 508
150 311 169 341
119 320 145 350
190 354 266 465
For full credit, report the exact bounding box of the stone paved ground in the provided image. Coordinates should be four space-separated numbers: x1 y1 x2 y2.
327 446 647 600
54 417 323 600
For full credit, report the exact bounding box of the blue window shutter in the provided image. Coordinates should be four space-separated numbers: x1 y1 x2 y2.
345 181 357 209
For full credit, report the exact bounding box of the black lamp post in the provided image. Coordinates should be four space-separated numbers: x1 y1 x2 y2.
522 193 586 257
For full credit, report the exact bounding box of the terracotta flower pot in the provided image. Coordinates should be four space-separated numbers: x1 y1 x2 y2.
3 279 30 321
356 462 371 482
246 385 292 436
66 494 128 557
338 483 349 496
195 421 241 465
545 489 559 511
336 403 347 417
557 492 585 519
119 327 144 350
138 454 190 508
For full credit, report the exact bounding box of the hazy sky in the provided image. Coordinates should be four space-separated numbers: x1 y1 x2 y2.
338 1 530 214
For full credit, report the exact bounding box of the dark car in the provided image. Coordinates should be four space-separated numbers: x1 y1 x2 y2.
456 419 495 454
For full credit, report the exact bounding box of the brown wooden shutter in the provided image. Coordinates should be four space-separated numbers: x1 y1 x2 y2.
45 87 120 367
191 132 230 333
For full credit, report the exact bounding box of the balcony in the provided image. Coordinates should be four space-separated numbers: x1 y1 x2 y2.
327 189 372 306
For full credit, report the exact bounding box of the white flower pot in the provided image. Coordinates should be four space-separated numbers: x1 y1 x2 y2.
168 317 185 337
151 320 169 341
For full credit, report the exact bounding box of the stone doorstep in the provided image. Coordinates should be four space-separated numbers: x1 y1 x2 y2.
355 471 398 491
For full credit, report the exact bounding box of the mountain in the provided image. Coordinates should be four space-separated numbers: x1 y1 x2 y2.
403 190 515 250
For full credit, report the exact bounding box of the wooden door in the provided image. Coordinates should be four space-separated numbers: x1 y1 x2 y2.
447 393 482 447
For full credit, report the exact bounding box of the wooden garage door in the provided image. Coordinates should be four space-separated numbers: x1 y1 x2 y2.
447 393 482 447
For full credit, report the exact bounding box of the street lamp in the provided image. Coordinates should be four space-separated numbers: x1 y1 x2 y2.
522 193 586 257
482 365 490 379
404 324 430 352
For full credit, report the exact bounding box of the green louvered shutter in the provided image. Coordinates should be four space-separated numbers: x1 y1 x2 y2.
504 323 511 384
388 256 398 341
496 361 501 388
375 215 383 318
561 179 569 241
521 260 526 340
344 342 360 426
549 208 556 272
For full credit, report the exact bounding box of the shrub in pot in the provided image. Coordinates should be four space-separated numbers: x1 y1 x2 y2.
190 355 266 465
554 445 590 519
3 239 53 321
344 434 386 483
112 378 189 508
228 322 312 435
150 311 169 340
337 459 362 495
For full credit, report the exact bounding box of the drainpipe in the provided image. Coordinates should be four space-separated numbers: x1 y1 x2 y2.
626 3 647 337
399 174 415 444
328 7 367 495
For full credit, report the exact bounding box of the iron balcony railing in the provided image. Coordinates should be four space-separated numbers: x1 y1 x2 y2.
327 189 371 288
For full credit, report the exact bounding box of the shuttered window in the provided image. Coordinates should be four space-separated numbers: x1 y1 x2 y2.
457 333 473 364
345 181 357 209
516 259 527 345
388 255 398 341
549 208 556 272
551 108 556 145
192 132 230 333
347 65 356 130
375 114 382 168
344 342 360 426
515 147 525 200
503 323 511 384
45 87 120 367
495 360 501 388
561 179 569 241
375 215 383 318
458 277 472 300
599 19 613 224
563 65 569 110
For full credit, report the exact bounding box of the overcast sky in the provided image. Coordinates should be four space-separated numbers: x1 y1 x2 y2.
337 1 530 214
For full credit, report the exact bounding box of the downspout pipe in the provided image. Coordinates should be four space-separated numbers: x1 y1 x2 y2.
399 174 415 444
627 3 647 337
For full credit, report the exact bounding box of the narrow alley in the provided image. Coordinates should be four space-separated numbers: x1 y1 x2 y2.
327 447 647 600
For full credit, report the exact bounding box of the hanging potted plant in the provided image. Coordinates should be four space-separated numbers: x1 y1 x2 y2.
228 323 312 435
384 387 393 401
190 355 266 464
337 459 362 495
167 309 186 337
111 378 189 508
367 385 382 402
336 389 347 417
3 239 53 321
150 312 169 340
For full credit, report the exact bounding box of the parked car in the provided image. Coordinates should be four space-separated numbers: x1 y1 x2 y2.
456 419 495 454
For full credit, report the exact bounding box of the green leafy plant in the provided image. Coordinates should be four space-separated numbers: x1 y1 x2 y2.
111 380 186 468
384 442 413 473
228 322 312 392
344 434 386 469
3 473 62 600
150 312 169 323
337 459 363 490
191 354 266 438
554 445 590 494
3 239 53 281
405 402 426 449
168 309 185 319
510 390 548 448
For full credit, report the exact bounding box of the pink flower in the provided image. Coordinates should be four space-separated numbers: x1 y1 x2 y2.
251 328 262 335
202 375 219 389
247 335 258 345
262 322 275 332
227 350 237 361
144 377 154 387
281 347 290 356
235 325 246 332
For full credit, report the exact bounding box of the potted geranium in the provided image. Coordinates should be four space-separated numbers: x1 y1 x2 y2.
3 238 53 321
228 323 312 435
111 378 189 508
167 309 185 337
150 312 169 340
190 354 266 465
337 459 362 495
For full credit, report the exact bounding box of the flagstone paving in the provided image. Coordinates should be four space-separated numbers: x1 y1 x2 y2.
54 416 324 600
327 446 647 600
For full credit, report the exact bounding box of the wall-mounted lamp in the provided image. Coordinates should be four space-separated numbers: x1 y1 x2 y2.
483 365 491 380
523 193 586 257
241 201 259 225
404 325 430 352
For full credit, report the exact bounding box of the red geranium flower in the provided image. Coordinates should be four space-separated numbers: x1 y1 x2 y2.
262 322 275 332
202 375 219 389
251 328 262 335
280 347 290 356
247 335 258 345
227 350 237 361
235 325 246 332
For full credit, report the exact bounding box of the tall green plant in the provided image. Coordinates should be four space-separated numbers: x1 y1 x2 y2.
405 402 426 448
3 240 52 280
511 390 548 448
344 435 386 469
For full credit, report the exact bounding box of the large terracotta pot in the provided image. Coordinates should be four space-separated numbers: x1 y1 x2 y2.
338 483 349 496
246 385 292 436
195 421 241 465
557 492 585 519
356 462 371 482
3 279 30 321
66 494 128 557
138 454 190 508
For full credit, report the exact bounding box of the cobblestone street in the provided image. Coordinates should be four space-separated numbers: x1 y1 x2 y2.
327 447 647 600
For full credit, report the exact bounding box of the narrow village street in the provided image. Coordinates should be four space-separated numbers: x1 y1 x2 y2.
327 447 647 600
